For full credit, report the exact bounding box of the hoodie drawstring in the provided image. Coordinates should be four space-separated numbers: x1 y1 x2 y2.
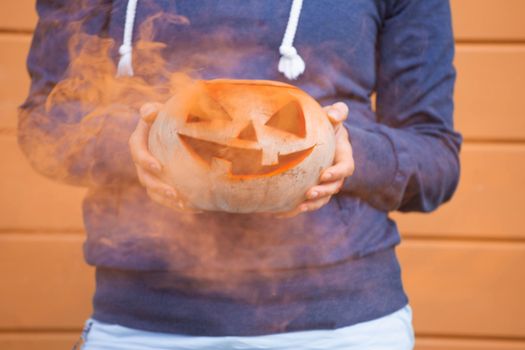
278 0 305 80
116 0 138 77
116 0 305 80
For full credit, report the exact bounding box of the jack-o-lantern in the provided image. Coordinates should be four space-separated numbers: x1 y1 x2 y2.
148 79 335 213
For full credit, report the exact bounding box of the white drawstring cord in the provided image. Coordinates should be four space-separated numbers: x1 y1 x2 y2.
116 0 306 80
117 0 138 77
278 0 305 80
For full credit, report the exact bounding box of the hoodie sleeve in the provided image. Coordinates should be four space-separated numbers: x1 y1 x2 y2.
342 0 462 213
18 0 139 187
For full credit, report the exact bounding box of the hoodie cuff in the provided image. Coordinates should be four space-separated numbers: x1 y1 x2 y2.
342 124 399 211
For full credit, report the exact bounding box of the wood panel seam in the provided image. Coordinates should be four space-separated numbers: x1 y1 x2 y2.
4 132 525 145
0 28 33 35
0 330 524 343
2 231 525 245
456 39 525 45
416 333 525 342
401 234 525 244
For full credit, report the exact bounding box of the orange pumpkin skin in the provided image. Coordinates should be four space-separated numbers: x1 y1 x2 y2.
148 79 336 213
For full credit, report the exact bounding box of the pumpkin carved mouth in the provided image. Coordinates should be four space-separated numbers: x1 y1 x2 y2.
178 133 314 178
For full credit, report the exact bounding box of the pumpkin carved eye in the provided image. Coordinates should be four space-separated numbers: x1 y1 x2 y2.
186 94 231 123
265 101 306 138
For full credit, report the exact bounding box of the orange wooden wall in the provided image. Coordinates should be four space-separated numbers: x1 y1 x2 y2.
1 1 524 349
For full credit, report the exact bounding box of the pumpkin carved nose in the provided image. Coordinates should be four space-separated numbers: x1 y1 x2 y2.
237 122 258 142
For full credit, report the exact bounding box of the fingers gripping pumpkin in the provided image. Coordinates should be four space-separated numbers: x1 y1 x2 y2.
148 80 336 213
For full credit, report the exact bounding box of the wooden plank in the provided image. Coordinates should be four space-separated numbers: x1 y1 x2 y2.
451 0 525 41
0 1 37 32
1 0 524 41
0 136 85 230
0 34 31 131
2 132 525 239
399 240 525 338
0 234 94 330
454 45 525 141
393 143 525 240
1 233 525 339
417 337 525 350
3 39 525 141
0 333 79 350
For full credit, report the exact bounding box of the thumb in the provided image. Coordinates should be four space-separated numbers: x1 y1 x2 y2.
324 102 349 126
140 102 163 124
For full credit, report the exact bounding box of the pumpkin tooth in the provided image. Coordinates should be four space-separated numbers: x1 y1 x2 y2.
261 148 279 166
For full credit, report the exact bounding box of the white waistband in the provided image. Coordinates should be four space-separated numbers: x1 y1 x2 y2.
80 305 414 350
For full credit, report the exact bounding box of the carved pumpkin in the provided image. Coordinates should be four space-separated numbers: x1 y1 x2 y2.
148 79 335 213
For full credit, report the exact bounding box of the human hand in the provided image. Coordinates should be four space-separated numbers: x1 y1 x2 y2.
278 102 355 218
129 103 201 213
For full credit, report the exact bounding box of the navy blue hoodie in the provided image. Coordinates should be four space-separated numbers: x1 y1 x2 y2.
19 0 461 336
